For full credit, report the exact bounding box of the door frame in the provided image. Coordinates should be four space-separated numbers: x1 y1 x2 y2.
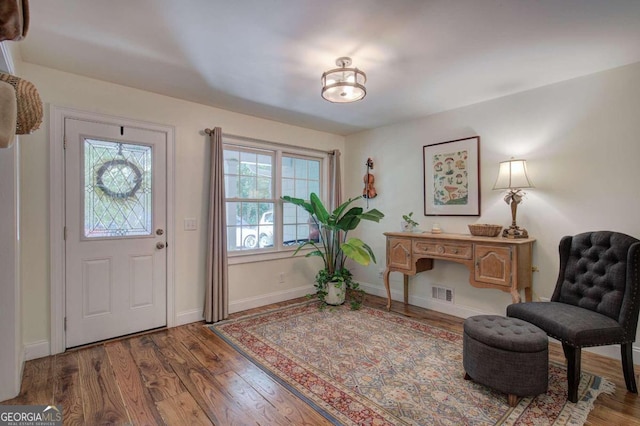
49 106 176 355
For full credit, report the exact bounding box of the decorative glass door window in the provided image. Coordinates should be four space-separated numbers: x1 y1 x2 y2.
83 139 153 238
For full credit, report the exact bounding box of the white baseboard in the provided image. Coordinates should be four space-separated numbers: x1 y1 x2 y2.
359 282 640 364
176 308 204 326
24 340 50 361
359 282 492 319
229 285 315 314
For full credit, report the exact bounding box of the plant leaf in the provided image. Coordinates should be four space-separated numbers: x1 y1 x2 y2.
341 238 371 265
282 195 314 214
360 209 385 222
310 193 330 224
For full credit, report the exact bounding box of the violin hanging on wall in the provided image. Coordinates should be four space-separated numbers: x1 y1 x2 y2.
363 158 377 199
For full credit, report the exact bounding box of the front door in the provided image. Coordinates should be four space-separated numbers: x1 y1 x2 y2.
64 118 167 348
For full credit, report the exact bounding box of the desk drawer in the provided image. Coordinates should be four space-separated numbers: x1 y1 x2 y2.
413 241 472 260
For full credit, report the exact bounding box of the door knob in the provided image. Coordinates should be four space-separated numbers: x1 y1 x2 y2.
156 242 166 249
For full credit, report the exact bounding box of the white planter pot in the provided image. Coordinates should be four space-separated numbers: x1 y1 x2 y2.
324 280 345 305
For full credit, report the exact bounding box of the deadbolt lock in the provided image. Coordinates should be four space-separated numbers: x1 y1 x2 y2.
156 229 164 236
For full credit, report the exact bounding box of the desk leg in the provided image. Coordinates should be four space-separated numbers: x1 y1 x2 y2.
403 275 409 305
384 268 392 311
510 287 521 304
524 286 532 302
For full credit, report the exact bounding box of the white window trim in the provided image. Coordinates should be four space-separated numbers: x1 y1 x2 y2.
223 135 329 264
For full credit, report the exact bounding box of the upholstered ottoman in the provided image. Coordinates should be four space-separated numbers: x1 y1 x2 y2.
463 315 548 406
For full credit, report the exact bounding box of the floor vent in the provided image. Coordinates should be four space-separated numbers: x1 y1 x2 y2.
432 286 454 304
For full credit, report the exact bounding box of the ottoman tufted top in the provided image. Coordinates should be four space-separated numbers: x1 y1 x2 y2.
464 315 548 353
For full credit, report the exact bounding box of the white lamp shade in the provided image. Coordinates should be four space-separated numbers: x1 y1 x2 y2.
493 159 534 190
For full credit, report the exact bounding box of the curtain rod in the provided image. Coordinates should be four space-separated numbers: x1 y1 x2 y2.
204 128 337 155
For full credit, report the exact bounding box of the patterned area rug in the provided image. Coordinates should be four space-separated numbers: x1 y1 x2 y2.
211 302 614 425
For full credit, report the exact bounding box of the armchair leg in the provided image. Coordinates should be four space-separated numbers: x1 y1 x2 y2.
621 343 638 393
563 343 581 403
562 342 571 361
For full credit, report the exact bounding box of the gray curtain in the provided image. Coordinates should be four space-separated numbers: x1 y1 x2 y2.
204 127 229 323
328 149 342 211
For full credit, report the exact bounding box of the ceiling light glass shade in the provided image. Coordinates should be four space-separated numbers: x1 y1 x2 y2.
321 57 367 103
493 159 534 189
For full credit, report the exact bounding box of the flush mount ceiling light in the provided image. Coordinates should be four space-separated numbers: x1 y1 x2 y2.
321 57 367 103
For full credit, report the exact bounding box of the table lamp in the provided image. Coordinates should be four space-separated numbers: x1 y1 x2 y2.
493 159 533 238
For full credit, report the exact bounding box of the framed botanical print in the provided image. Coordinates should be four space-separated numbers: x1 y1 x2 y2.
423 136 480 216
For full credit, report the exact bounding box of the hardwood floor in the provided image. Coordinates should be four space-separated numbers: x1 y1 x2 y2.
3 295 640 425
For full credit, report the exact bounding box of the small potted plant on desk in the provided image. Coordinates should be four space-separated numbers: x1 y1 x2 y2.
401 212 420 232
282 193 384 309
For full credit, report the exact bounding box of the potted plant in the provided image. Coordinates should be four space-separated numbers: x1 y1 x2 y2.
282 193 384 308
401 212 420 232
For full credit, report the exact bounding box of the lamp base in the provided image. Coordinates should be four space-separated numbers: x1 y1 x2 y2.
503 225 529 239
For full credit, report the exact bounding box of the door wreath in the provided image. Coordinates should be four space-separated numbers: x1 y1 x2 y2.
95 158 143 199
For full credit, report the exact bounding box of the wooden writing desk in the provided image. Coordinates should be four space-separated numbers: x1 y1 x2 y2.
383 232 535 310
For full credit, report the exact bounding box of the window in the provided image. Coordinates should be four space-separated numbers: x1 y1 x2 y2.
223 139 327 254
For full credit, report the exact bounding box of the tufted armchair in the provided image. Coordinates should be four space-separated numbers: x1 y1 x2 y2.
507 231 640 403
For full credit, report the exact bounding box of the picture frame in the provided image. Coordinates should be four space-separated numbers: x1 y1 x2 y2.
423 136 480 216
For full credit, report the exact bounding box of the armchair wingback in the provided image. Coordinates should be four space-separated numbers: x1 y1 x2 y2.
507 231 640 402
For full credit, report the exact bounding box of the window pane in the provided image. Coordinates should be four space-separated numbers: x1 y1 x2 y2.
257 154 272 177
282 156 294 178
240 151 257 176
308 180 320 197
258 203 274 247
281 155 323 247
283 203 296 225
294 158 307 179
240 176 255 198
295 180 308 198
84 139 152 238
257 177 272 198
283 224 296 245
224 150 240 175
308 160 320 180
224 144 325 253
224 146 277 252
282 178 294 197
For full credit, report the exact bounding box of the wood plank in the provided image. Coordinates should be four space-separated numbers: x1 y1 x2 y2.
53 352 85 426
189 323 332 426
128 335 186 402
3 356 54 405
151 330 260 425
2 294 638 426
77 345 131 425
168 326 229 375
214 370 294 426
104 340 165 426
156 392 212 426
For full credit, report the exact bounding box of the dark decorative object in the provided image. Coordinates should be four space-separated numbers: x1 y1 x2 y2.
463 315 549 407
96 159 143 199
362 158 377 200
507 231 640 402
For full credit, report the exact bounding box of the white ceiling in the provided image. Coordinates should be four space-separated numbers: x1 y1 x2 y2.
18 0 640 135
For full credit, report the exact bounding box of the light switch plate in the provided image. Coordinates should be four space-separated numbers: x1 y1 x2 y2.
184 217 197 231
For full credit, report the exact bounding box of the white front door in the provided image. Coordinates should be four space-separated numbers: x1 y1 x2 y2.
64 118 167 348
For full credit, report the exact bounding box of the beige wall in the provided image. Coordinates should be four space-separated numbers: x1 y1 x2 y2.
16 57 640 363
344 61 640 360
18 62 344 348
